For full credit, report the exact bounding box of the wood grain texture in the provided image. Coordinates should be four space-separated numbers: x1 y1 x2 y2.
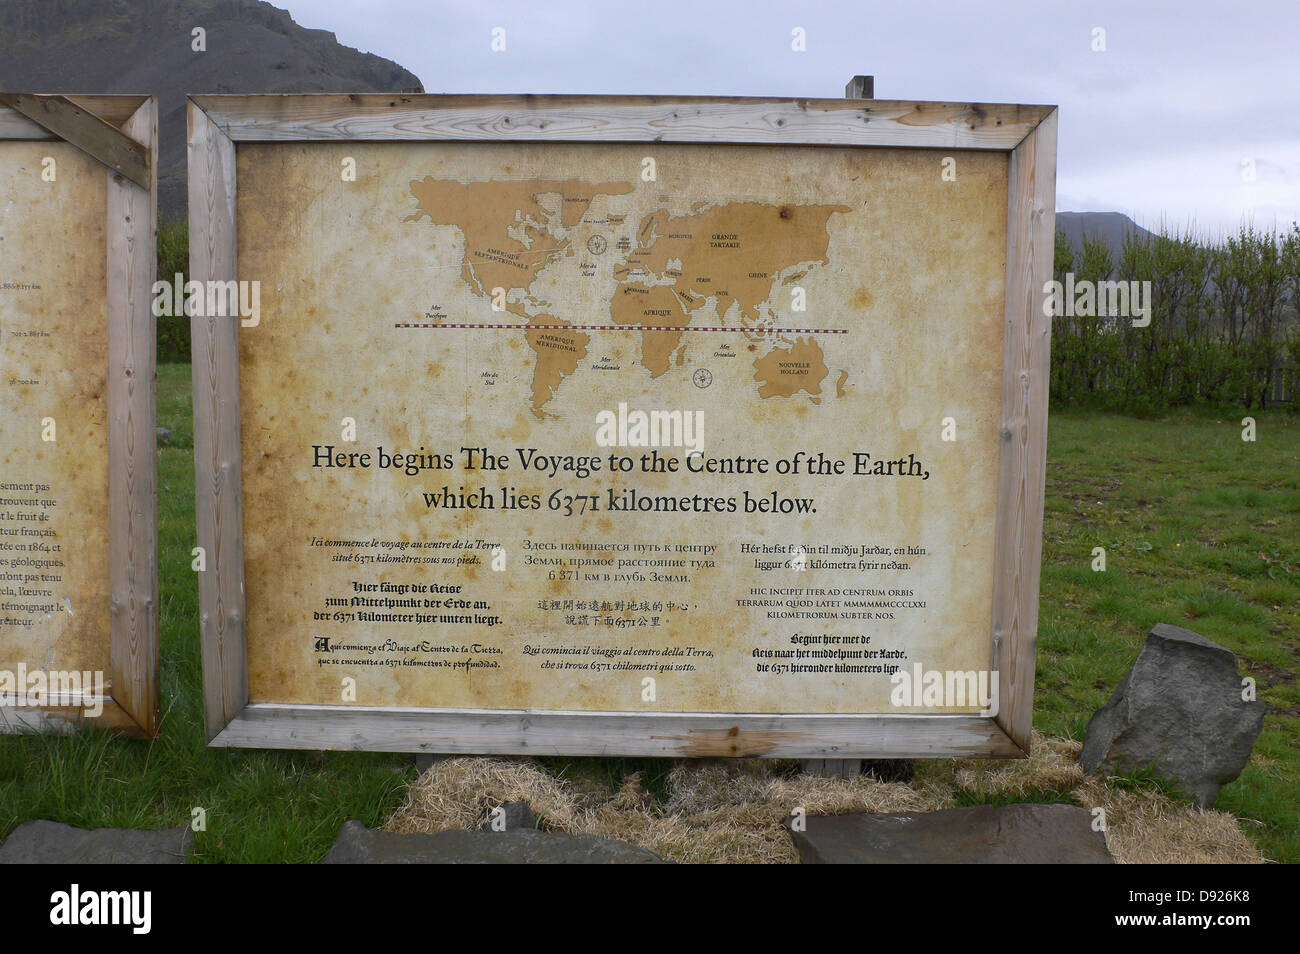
844 76 875 99
192 94 1051 150
800 758 864 778
188 99 249 741
210 704 1025 758
106 97 160 735
0 96 149 140
0 95 159 737
0 94 150 187
0 695 152 737
991 109 1058 755
190 93 1053 757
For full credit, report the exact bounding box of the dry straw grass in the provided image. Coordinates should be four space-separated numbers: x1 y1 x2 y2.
383 734 1264 864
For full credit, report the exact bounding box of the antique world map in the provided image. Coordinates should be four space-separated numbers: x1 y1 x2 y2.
403 174 851 416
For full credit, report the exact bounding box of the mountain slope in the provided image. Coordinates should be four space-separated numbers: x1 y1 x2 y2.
0 0 422 219
1056 211 1159 264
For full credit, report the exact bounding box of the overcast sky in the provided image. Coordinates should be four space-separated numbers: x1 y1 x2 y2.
283 0 1298 238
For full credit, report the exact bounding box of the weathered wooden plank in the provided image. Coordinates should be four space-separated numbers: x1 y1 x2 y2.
0 95 159 737
105 97 160 735
0 96 149 139
191 94 1052 150
801 758 866 778
0 108 50 139
189 93 1053 758
844 76 875 99
990 108 1058 755
0 693 153 738
64 95 153 126
210 704 1026 758
188 99 249 741
0 94 150 187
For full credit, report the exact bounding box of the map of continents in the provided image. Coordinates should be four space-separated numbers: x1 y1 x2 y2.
406 177 850 417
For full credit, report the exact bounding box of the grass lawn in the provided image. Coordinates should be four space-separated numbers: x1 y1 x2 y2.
1 364 1295 862
1037 407 1299 862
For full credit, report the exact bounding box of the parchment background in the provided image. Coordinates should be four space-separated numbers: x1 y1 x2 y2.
236 141 1008 714
0 141 110 676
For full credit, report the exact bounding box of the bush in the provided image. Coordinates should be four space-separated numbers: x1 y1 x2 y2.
156 219 189 363
1051 223 1299 412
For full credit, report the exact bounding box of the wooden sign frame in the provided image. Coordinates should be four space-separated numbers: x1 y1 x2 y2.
0 95 159 737
189 93 1056 758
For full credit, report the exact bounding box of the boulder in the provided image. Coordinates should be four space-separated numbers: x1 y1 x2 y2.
321 820 666 863
1081 623 1265 807
0 820 190 864
790 803 1112 863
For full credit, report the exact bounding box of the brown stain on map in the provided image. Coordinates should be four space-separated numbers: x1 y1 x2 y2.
231 141 1008 714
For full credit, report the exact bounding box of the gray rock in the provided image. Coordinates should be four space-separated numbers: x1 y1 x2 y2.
156 426 172 445
790 803 1113 864
479 801 538 832
0 820 191 864
1081 623 1265 807
413 753 448 774
321 820 666 864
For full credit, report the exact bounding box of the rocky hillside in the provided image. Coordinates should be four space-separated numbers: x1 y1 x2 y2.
0 0 423 219
1056 211 1159 264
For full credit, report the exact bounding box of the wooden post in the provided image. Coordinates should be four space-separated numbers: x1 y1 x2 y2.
844 75 874 99
414 753 449 774
800 758 862 779
797 73 880 779
188 100 248 741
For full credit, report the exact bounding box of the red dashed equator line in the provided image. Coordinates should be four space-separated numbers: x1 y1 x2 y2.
394 323 847 333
